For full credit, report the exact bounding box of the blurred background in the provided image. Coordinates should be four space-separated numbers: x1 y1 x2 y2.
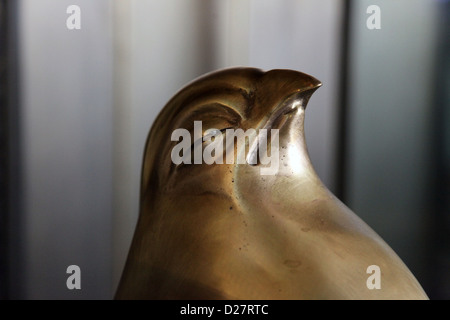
0 0 449 299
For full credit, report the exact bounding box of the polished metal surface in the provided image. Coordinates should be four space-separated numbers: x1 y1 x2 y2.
116 68 428 299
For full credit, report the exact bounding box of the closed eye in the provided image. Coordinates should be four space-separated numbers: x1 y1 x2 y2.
202 127 233 142
170 126 235 173
190 127 233 151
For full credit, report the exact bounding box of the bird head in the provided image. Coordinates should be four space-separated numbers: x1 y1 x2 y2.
140 67 322 210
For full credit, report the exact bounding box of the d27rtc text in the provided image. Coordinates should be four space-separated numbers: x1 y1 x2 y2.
180 304 268 317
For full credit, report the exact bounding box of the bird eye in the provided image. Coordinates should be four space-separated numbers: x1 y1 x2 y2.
202 127 230 142
176 127 234 168
202 129 221 142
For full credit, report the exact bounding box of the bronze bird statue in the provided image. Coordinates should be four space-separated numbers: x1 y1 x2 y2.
115 67 428 300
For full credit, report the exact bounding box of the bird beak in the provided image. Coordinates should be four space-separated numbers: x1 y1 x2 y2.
256 69 322 115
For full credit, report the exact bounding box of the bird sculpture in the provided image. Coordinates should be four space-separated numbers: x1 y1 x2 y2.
115 67 428 300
